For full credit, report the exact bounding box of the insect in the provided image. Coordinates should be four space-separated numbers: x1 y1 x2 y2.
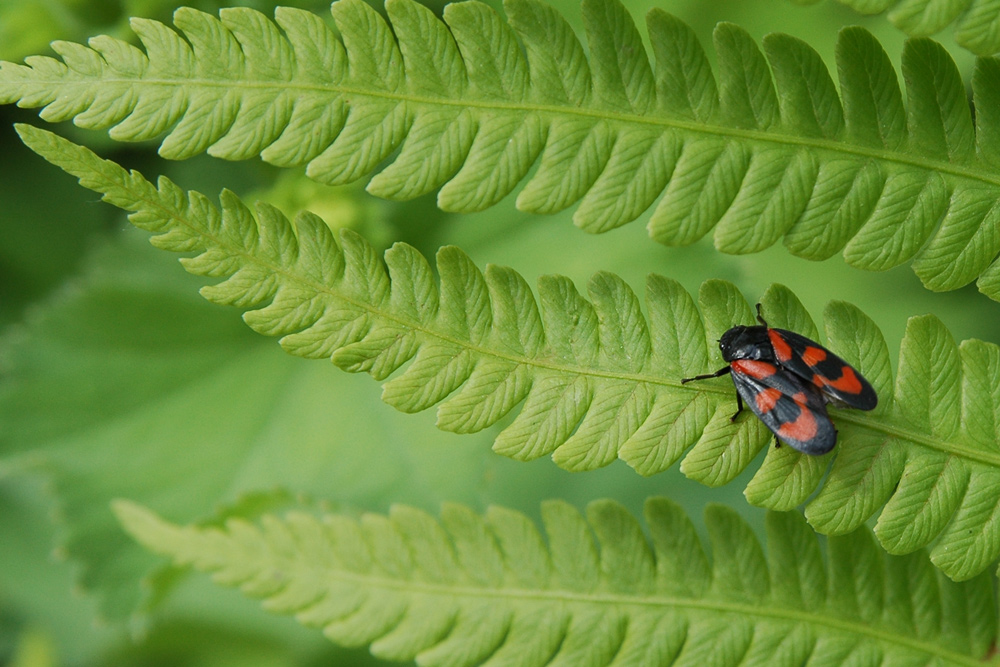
681 304 877 455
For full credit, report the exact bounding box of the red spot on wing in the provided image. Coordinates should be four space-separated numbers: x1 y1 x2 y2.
778 395 819 441
754 388 782 413
768 330 793 362
732 359 777 379
801 346 827 367
816 365 864 394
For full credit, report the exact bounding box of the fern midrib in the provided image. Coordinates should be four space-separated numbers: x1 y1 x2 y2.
38 72 1000 188
79 153 1000 470
248 557 985 665
831 410 999 466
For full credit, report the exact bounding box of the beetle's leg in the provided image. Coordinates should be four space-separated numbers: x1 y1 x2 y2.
730 391 743 422
681 366 732 383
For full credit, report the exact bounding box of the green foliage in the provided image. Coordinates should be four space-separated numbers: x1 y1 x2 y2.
0 225 521 624
5 0 1000 663
791 0 1000 56
6 0 1000 299
114 496 998 666
18 123 1000 583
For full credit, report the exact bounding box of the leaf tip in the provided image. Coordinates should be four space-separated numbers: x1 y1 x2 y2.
112 499 175 550
13 122 51 150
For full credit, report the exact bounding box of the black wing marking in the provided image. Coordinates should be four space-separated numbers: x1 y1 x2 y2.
768 328 878 411
730 361 838 455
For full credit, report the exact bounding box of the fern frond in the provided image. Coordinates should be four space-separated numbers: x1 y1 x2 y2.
795 0 1000 56
22 124 1000 581
114 497 997 666
6 1 1000 299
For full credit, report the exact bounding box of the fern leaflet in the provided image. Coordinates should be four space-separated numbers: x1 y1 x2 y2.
793 0 1000 56
20 123 1000 581
5 0 1000 299
114 497 997 666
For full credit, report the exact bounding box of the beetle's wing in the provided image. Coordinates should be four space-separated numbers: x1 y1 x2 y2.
767 328 878 410
730 359 838 455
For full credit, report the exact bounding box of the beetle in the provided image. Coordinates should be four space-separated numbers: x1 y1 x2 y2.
681 304 877 455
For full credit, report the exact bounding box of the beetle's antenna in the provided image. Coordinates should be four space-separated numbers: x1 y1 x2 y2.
755 303 768 327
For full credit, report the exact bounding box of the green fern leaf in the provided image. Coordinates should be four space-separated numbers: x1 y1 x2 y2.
113 497 998 666
7 1 1000 299
21 124 1000 581
812 0 1000 56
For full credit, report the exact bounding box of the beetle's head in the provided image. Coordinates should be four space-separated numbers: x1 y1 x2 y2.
717 325 771 362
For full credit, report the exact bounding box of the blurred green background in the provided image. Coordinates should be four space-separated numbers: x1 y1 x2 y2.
0 0 996 665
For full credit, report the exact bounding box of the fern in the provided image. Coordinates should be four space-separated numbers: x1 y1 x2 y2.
114 497 998 666
793 0 1000 56
19 123 1000 582
6 1 1000 300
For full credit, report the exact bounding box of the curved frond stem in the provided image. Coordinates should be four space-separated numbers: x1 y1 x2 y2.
114 497 997 666
5 0 1000 298
20 124 1000 581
